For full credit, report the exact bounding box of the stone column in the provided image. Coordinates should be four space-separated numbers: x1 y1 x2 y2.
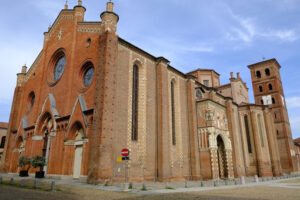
43 133 51 175
156 57 171 182
225 149 234 179
250 111 264 177
210 147 219 179
186 77 201 180
225 100 238 177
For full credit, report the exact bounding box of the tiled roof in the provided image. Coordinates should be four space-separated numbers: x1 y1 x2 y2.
0 122 8 129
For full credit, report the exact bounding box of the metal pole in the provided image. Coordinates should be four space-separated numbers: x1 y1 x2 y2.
125 160 128 183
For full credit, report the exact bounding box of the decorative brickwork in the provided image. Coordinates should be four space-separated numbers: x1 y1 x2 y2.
1 2 299 182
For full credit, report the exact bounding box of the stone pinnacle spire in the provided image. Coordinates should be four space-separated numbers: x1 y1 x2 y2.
64 0 68 9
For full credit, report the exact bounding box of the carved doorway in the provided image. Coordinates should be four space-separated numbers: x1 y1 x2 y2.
217 135 228 179
73 128 84 179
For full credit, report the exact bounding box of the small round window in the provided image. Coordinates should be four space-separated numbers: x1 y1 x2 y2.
54 56 66 81
83 67 94 87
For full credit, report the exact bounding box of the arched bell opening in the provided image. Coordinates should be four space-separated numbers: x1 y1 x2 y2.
217 135 228 179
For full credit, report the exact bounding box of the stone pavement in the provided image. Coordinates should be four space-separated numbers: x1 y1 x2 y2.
0 172 300 195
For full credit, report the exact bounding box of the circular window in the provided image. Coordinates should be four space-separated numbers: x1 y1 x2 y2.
47 49 66 87
54 56 66 81
77 61 95 92
83 67 94 87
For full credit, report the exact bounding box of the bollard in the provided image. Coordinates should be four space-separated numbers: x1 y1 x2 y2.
10 178 14 184
34 179 38 189
51 181 55 191
104 180 110 186
0 177 2 184
142 183 146 191
201 181 204 187
225 180 229 185
235 180 239 185
254 175 259 183
165 182 169 189
184 182 188 188
122 183 129 191
240 176 245 185
20 179 25 187
214 181 217 187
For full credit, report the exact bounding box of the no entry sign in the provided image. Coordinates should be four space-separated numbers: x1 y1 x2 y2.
121 148 129 157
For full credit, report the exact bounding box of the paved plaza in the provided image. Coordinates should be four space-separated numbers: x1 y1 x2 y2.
0 173 300 200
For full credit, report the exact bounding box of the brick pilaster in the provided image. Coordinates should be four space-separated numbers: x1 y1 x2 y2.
87 3 119 184
156 58 171 182
186 78 201 180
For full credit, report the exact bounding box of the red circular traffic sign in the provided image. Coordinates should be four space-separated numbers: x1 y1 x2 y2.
121 148 129 157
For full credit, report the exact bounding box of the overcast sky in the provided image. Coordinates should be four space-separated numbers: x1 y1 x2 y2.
0 0 300 138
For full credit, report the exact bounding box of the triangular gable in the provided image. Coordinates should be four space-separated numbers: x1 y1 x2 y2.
34 94 59 134
66 94 88 139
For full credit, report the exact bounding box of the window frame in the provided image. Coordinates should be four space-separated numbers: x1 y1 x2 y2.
131 64 139 141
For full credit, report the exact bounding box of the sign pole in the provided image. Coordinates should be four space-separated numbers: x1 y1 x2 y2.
125 160 128 183
121 148 129 185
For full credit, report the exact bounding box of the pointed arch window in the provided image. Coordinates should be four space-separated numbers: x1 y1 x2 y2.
268 84 273 91
0 136 5 148
272 97 276 104
196 89 202 98
265 68 270 76
259 86 263 92
171 81 176 145
256 71 261 78
244 115 252 153
131 64 139 141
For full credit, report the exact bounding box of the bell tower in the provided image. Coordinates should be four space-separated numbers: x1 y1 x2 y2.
248 58 297 173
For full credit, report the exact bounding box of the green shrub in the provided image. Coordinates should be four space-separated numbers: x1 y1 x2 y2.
18 156 31 168
31 155 46 171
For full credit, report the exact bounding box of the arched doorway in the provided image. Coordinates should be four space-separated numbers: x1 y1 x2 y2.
217 135 228 179
69 122 85 179
37 113 53 173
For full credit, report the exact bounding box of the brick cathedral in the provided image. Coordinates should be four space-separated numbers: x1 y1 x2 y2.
1 1 300 183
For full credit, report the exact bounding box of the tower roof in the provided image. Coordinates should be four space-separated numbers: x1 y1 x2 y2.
187 68 220 76
248 58 281 69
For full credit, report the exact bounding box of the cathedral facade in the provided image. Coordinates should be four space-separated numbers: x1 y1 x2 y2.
1 1 299 183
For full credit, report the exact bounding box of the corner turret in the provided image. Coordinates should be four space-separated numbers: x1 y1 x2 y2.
17 65 27 86
100 2 119 33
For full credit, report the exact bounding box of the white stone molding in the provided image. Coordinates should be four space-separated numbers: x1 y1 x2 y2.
78 27 101 33
32 135 43 141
